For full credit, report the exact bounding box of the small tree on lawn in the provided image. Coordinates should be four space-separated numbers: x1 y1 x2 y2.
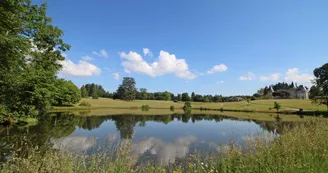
274 102 281 112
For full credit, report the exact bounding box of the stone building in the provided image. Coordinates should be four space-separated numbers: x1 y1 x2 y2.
269 83 309 99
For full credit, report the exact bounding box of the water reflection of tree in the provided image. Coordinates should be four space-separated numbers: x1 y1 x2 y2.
0 113 81 161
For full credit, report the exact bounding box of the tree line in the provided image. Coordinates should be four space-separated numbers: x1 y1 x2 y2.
83 77 250 102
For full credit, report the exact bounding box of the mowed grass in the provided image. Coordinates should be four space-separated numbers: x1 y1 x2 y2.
53 98 327 112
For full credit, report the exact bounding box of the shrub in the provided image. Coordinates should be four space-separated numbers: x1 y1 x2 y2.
273 101 281 112
141 105 150 111
79 101 91 107
92 95 98 99
170 105 175 111
183 102 192 111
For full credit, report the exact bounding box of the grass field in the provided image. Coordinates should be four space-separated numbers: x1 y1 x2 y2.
52 98 327 112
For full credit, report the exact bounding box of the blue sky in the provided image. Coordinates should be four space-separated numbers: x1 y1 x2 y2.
37 0 327 96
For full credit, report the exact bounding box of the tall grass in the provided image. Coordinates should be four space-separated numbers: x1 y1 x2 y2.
1 119 328 172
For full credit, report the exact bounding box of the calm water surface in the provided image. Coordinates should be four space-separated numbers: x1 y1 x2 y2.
0 111 297 165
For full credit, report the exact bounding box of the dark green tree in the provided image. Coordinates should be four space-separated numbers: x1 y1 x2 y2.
191 92 195 101
80 85 88 98
312 63 328 111
181 93 191 102
116 77 137 101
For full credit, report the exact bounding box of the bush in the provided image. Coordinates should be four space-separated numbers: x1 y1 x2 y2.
183 102 192 111
170 105 175 111
141 105 150 111
79 101 91 107
92 95 99 99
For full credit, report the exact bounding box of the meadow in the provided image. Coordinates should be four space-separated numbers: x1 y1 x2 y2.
52 98 327 112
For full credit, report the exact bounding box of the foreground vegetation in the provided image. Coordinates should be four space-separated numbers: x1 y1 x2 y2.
53 98 327 112
1 119 328 173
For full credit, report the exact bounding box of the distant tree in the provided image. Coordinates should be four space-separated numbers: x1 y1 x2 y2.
91 85 98 99
246 98 251 105
212 95 222 102
253 93 261 98
139 88 148 100
312 63 328 111
177 94 182 101
191 92 195 101
272 90 290 99
181 93 191 102
257 88 265 95
80 85 88 98
203 96 210 103
163 91 171 101
273 102 281 112
116 77 137 101
263 86 269 95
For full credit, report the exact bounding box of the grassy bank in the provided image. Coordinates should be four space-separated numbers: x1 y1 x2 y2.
52 98 327 112
1 119 328 172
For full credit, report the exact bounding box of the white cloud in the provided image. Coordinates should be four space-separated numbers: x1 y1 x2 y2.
52 136 95 153
239 72 255 81
112 72 120 80
82 56 93 61
124 69 131 74
207 64 228 74
259 73 281 81
143 48 153 57
92 49 108 58
284 68 314 85
120 50 196 79
59 59 101 77
216 81 224 84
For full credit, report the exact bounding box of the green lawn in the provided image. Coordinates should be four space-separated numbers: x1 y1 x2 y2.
52 98 327 112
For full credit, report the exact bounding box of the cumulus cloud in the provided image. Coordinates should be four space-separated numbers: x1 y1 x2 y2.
59 59 101 77
82 56 93 61
120 50 196 79
207 64 228 74
112 72 120 80
216 81 224 84
239 72 255 81
259 73 281 81
143 48 153 57
284 68 314 85
92 49 108 58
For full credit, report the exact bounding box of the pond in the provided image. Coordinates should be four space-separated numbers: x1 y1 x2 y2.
0 110 299 165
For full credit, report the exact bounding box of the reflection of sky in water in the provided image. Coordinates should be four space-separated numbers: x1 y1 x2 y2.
62 118 272 165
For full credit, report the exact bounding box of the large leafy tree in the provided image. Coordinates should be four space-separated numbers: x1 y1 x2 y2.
54 80 81 106
181 93 191 102
312 63 328 111
116 77 137 101
0 0 70 118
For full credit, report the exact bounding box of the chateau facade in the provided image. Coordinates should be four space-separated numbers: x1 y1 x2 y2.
268 84 309 99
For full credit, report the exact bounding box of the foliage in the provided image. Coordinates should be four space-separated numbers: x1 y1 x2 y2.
0 0 71 120
170 105 175 111
79 101 91 107
203 96 210 103
54 79 81 106
272 90 291 99
84 83 111 98
273 101 281 112
181 93 191 102
183 102 192 111
80 85 89 98
141 104 150 111
312 63 328 111
116 77 137 101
